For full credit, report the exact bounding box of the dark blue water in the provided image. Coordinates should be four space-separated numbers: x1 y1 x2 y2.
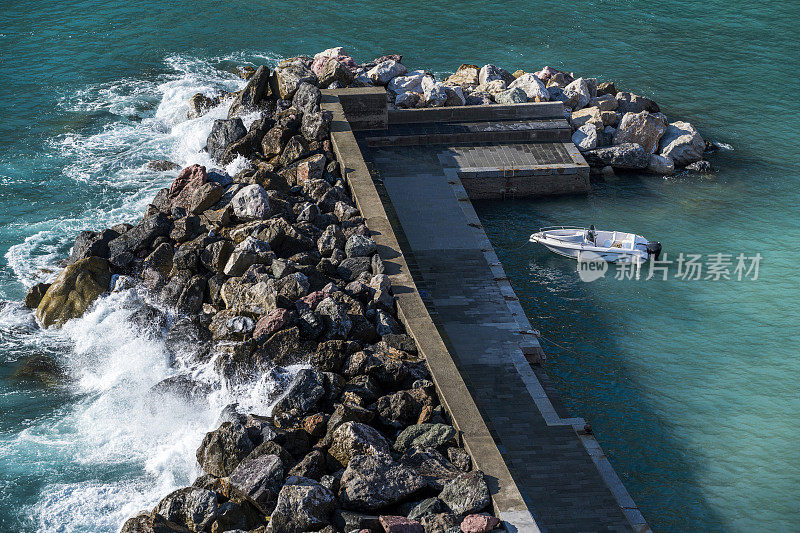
1 0 798 530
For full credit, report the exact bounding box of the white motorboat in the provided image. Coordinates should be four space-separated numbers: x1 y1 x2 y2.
529 225 661 263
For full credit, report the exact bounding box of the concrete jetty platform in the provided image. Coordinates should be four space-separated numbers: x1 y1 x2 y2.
322 88 650 532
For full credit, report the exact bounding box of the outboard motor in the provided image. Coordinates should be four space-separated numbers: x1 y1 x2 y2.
646 241 662 261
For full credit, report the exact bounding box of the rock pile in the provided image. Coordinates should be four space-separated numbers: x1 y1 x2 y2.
24 51 501 533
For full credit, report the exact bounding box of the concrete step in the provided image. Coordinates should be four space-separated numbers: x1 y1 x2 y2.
364 119 572 147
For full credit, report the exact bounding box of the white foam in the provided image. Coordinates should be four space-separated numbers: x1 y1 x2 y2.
1 52 304 532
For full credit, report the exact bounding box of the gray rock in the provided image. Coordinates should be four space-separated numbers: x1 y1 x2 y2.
494 87 527 105
613 111 666 153
279 135 310 167
153 487 219 532
393 423 457 453
227 65 271 118
616 91 660 114
107 212 172 262
583 143 650 169
571 124 598 151
658 121 705 166
367 60 407 85
275 60 318 100
338 453 426 512
271 368 327 421
478 64 508 85
189 182 223 214
223 237 271 276
408 497 447 521
231 185 272 221
66 228 118 265
345 234 377 258
196 420 255 477
329 421 391 469
292 82 321 113
686 159 713 173
564 77 591 110
438 470 490 515
319 59 354 89
301 110 333 142
646 153 675 175
337 257 372 281
268 477 335 533
388 70 427 93
201 240 233 274
228 453 284 512
374 308 402 336
206 119 247 163
401 447 461 491
508 73 549 101
316 296 352 340
288 449 327 480
395 91 421 109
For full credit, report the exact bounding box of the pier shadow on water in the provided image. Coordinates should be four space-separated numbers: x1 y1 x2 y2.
475 194 728 532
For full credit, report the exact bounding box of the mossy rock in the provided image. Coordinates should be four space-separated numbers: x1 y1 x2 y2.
36 256 111 328
13 354 65 385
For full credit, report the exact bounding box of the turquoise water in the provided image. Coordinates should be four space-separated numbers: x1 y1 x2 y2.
0 0 798 531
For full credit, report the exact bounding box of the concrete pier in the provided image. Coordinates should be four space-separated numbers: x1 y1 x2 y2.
322 88 650 532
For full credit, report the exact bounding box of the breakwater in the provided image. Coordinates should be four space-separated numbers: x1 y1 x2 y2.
17 48 713 532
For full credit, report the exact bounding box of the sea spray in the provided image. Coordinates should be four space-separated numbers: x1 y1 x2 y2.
0 53 304 532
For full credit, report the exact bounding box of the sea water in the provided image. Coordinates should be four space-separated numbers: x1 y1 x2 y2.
0 0 797 531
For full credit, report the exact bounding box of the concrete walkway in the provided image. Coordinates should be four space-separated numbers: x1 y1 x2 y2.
363 142 647 532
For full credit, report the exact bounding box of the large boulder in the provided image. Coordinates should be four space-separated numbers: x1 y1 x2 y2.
612 111 666 153
24 282 51 309
438 471 490 516
570 107 603 131
36 257 111 328
494 88 527 105
223 236 271 276
292 82 321 114
120 512 192 533
196 420 255 477
167 165 208 211
338 453 426 512
228 65 271 118
107 212 172 268
65 228 118 265
388 71 427 94
319 59 355 88
271 368 327 422
646 153 675 175
400 447 461 491
571 124 598 151
478 64 511 86
658 121 705 166
231 184 272 221
445 64 480 86
367 60 407 85
615 91 659 114
508 73 549 101
206 118 247 163
267 477 336 533
393 423 457 453
228 453 284 512
274 60 318 100
563 77 591 110
301 110 333 142
583 143 649 169
152 487 220 532
329 421 391 469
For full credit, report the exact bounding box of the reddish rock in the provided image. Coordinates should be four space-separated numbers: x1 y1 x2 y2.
460 513 501 533
303 413 328 438
379 515 424 533
253 308 294 341
169 164 208 210
298 289 331 311
296 154 326 184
